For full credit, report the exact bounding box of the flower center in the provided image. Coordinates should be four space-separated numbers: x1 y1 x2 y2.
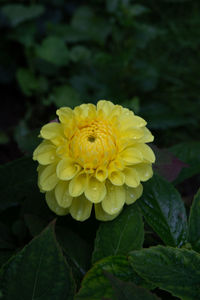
69 120 116 169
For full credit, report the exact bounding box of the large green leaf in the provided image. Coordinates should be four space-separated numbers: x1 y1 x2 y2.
36 37 70 67
92 204 144 263
0 222 75 300
188 188 200 252
0 250 14 269
138 174 187 247
1 4 44 27
105 272 160 300
75 255 151 300
170 142 200 184
0 157 41 212
129 245 200 300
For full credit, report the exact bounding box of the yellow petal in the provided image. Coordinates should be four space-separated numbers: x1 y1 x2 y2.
56 158 80 180
45 190 69 216
56 107 74 124
55 181 72 208
125 184 143 204
109 159 124 171
74 103 96 120
40 122 63 140
95 203 121 221
33 141 56 165
69 195 92 221
120 147 143 165
102 181 125 215
123 167 140 188
108 170 125 186
97 100 115 117
135 163 153 181
38 163 58 191
134 144 155 163
139 127 154 143
69 172 87 197
85 176 106 203
120 115 147 129
95 167 108 182
121 127 144 140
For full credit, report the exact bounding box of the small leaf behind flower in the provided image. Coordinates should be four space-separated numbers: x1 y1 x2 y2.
170 141 200 184
152 145 188 182
92 204 144 263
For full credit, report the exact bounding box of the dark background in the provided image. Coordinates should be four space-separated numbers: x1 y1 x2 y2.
0 0 200 163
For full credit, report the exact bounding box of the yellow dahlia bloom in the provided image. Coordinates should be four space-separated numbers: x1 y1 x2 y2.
33 100 155 221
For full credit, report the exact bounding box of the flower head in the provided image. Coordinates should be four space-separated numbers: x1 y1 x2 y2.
33 100 155 221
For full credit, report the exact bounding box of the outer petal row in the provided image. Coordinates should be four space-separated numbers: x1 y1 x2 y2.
33 140 56 165
45 183 143 221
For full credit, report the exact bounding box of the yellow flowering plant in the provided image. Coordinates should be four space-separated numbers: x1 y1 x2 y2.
33 100 155 221
1 100 197 300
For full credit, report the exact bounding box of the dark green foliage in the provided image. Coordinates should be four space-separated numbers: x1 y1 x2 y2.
129 246 200 300
92 204 144 263
0 0 200 148
0 222 75 300
138 174 188 247
0 157 41 212
188 189 200 252
104 272 160 300
75 255 152 300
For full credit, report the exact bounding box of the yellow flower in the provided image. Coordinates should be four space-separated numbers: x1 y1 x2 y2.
33 100 155 221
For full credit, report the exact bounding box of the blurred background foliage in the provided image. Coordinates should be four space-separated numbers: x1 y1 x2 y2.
0 0 200 162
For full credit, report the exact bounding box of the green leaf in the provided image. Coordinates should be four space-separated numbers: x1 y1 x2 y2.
170 142 200 184
76 255 151 300
56 226 92 275
104 272 160 300
0 157 40 212
36 37 70 67
0 250 14 269
45 85 81 108
8 22 36 46
106 0 119 13
16 68 48 96
138 174 187 247
14 121 40 155
188 188 200 252
1 4 44 27
70 46 91 63
92 204 144 263
71 6 111 44
0 131 9 145
0 222 75 300
16 68 38 96
129 4 150 16
129 245 200 300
